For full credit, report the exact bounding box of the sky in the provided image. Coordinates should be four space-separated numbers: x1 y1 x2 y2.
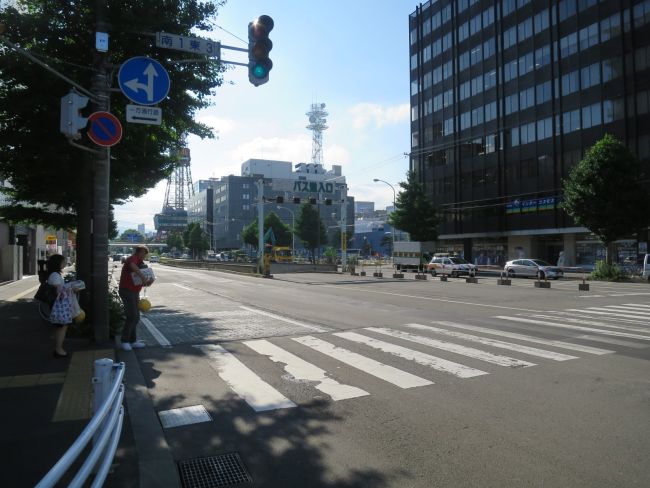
114 0 417 233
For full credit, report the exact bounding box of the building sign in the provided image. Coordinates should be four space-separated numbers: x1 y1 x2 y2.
292 181 335 194
506 197 557 214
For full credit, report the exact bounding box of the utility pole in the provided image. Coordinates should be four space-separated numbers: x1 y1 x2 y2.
90 0 110 342
340 184 347 272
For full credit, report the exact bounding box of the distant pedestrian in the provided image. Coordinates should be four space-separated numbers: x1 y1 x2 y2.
46 254 70 358
118 245 153 351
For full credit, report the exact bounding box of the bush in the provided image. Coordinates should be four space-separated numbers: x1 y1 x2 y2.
108 287 125 337
590 261 626 281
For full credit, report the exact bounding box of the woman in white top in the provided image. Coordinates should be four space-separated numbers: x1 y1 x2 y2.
46 254 69 357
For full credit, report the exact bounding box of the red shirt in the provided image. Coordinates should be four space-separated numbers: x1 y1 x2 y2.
119 255 144 292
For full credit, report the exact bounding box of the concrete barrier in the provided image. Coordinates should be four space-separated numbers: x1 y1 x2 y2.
534 281 551 288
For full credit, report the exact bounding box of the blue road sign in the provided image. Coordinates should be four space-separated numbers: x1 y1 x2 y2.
118 57 170 106
87 111 122 147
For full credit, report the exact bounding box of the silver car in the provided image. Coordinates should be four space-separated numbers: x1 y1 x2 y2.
504 259 563 280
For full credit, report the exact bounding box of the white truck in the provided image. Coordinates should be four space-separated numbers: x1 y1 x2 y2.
393 241 436 272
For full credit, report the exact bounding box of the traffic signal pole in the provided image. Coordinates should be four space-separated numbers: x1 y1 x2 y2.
89 0 110 342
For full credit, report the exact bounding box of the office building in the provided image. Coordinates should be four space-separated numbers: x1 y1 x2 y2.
409 0 650 266
189 160 355 252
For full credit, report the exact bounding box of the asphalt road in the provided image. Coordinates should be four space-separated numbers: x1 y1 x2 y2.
127 263 650 488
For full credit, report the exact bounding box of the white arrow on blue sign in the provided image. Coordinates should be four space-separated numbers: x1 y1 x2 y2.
118 56 170 106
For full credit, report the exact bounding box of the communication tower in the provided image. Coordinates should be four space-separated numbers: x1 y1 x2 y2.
154 147 195 234
306 103 328 165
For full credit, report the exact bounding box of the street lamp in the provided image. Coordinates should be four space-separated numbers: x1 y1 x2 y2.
276 205 295 261
373 178 396 261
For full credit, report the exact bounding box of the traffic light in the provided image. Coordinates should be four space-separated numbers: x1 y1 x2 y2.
248 15 274 86
60 91 89 140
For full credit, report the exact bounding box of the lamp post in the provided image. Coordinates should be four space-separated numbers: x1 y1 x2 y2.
276 205 295 261
373 178 396 261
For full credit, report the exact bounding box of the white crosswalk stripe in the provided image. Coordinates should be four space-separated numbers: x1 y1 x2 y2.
429 321 613 355
565 308 650 321
542 310 650 326
242 339 369 401
334 331 489 378
292 335 434 388
407 324 578 361
526 314 650 333
364 327 537 368
194 344 296 412
495 316 650 341
585 307 650 318
625 303 650 309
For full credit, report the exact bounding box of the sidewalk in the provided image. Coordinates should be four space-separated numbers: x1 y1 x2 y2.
0 276 138 487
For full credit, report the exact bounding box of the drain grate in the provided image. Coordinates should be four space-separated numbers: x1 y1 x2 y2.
178 453 252 487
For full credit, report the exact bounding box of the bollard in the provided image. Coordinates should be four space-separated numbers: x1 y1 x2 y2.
393 273 404 278
466 276 478 283
578 274 590 291
373 272 383 278
440 275 448 281
497 271 511 285
360 271 366 276
415 273 427 280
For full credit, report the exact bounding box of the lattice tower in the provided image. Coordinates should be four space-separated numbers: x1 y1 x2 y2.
306 103 328 165
162 147 194 211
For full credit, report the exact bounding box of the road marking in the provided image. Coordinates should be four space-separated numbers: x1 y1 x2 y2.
576 335 648 348
495 316 650 341
624 303 650 309
365 327 536 368
171 283 192 290
292 335 433 388
335 331 489 378
565 308 650 322
195 344 296 412
239 306 329 333
140 316 172 347
430 321 612 355
543 311 650 326
598 305 650 316
408 324 578 361
585 307 650 318
243 339 369 401
527 314 650 333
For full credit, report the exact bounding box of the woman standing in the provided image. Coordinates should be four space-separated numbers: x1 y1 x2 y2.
118 245 153 351
46 254 70 357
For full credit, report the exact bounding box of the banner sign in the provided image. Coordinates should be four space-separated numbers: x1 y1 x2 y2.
506 197 557 214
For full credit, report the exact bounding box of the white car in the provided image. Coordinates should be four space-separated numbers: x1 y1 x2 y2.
427 256 477 277
504 259 563 279
149 255 160 263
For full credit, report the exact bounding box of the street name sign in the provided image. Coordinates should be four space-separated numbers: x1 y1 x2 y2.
87 111 122 147
126 104 162 125
156 32 221 58
118 56 170 106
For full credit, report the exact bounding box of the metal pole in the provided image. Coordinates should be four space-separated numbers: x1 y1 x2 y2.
373 179 396 263
341 184 347 272
91 1 110 342
257 179 264 273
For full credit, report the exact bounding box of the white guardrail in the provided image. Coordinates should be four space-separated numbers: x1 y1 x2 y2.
36 359 126 488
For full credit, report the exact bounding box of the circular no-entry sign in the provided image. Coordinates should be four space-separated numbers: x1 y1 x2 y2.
87 111 123 147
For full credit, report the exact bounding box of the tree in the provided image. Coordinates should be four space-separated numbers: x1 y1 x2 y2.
118 229 145 243
184 222 209 258
166 232 183 251
389 171 440 242
0 1 225 226
295 204 327 262
330 228 354 249
240 212 292 250
380 233 393 255
563 134 650 263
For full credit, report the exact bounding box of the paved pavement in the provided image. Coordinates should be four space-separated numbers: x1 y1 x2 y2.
0 275 141 488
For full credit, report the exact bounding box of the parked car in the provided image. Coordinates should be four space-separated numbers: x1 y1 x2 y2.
504 259 563 279
112 254 121 262
181 254 190 260
427 256 477 277
149 255 160 263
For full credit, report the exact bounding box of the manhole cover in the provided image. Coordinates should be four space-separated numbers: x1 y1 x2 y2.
178 453 252 487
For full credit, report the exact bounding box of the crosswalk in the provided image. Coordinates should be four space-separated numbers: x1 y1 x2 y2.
180 303 649 414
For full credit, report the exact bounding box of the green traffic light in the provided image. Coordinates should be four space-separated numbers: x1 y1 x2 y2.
253 65 267 78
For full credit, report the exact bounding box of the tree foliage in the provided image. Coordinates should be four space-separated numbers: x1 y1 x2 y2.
563 134 650 249
0 0 226 226
183 222 209 258
166 231 183 251
241 212 293 249
118 228 144 242
295 204 326 261
389 171 440 242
